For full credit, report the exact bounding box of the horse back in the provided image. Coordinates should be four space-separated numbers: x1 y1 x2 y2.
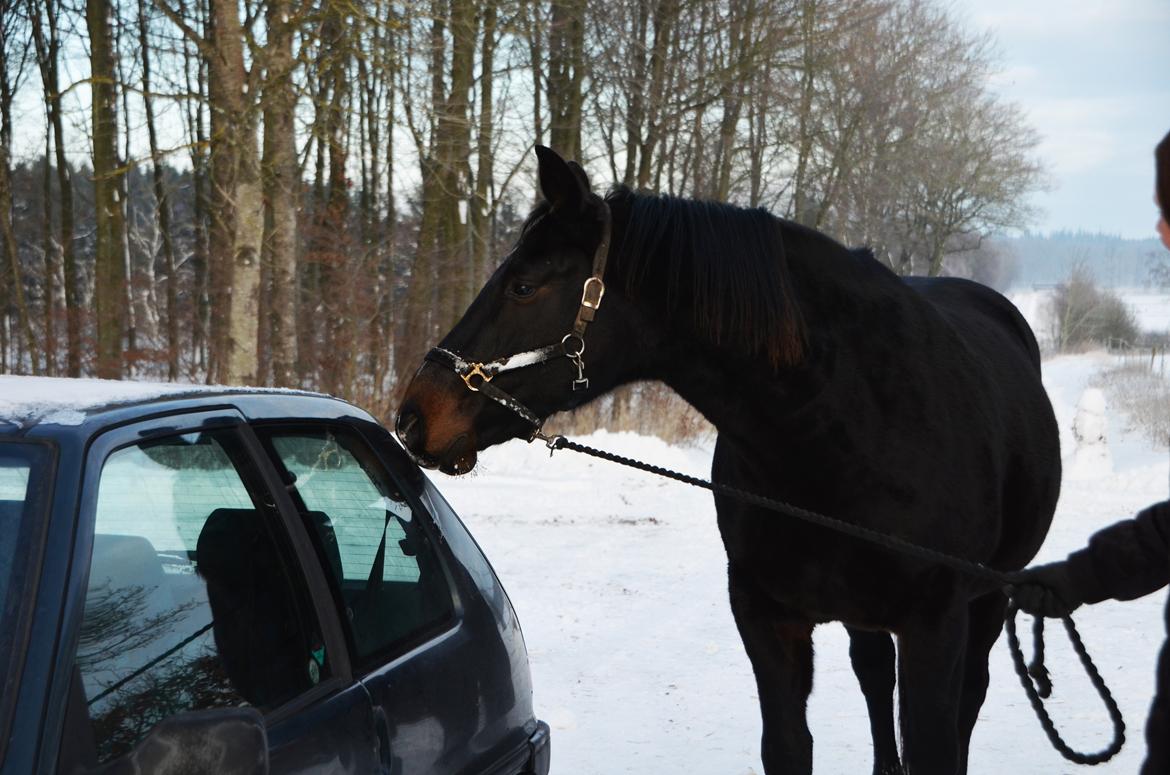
900 276 1041 371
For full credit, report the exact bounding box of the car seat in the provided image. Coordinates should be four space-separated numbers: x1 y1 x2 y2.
196 509 313 707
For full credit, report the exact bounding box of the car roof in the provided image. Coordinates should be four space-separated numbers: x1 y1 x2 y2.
0 375 366 434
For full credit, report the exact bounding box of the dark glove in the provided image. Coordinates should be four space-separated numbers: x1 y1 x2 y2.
1010 561 1084 618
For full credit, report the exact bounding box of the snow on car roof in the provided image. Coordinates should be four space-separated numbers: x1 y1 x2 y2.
0 375 318 426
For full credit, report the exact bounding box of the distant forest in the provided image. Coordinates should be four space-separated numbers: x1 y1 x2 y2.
999 232 1169 290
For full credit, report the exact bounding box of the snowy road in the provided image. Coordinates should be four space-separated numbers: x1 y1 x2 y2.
433 352 1168 774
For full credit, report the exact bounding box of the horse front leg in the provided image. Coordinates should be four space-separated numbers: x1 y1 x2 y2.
846 626 903 775
896 603 969 775
728 565 815 774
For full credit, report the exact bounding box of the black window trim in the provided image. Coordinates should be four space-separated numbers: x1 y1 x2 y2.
249 419 463 673
48 409 357 770
235 421 359 723
0 436 58 765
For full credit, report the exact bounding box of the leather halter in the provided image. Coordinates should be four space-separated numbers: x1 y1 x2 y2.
424 199 612 437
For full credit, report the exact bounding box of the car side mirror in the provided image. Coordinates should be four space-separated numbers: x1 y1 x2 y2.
92 707 269 775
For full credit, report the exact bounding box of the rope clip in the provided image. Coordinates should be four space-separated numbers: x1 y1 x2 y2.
529 430 565 455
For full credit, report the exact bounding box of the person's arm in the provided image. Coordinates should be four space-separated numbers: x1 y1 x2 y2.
1013 500 1170 617
1068 500 1170 602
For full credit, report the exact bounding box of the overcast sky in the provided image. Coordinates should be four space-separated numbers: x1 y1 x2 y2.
955 0 1170 239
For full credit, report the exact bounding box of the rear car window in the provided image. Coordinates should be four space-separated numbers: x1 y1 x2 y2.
0 441 53 758
75 430 331 765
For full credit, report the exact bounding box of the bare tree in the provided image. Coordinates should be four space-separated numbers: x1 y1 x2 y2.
0 0 35 373
29 0 78 376
547 0 585 160
259 0 299 388
88 0 128 378
137 0 180 379
160 0 264 383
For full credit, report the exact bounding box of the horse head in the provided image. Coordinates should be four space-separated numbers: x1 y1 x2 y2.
396 146 645 474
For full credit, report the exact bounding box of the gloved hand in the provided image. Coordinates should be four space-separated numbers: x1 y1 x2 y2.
1010 561 1084 618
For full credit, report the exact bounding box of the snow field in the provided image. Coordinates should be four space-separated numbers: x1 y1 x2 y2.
434 354 1170 774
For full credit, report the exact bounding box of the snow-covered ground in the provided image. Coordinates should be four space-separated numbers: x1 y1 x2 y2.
433 351 1169 774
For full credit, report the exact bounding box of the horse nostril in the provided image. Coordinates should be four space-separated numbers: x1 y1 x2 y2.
396 409 423 451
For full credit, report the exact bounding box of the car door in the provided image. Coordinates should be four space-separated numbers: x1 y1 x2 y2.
252 420 536 774
52 409 381 774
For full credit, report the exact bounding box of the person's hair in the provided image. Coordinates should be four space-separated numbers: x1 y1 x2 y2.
1158 129 1170 223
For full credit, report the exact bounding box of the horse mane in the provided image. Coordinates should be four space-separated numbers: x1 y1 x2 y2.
605 187 806 368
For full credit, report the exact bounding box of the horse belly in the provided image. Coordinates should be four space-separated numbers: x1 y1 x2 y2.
714 499 962 632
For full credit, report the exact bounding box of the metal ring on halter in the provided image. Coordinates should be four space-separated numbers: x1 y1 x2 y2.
561 333 585 358
460 363 492 391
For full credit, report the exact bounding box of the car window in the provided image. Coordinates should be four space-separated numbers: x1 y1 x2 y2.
261 427 454 662
0 441 53 759
77 429 331 764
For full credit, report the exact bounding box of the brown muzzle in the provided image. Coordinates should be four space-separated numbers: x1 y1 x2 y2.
396 362 479 475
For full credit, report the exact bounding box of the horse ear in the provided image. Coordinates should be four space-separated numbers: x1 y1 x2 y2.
566 160 591 193
535 145 589 211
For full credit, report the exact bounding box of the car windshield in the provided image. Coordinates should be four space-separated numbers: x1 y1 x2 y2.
0 441 53 732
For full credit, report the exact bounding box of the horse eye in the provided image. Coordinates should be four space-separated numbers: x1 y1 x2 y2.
509 282 537 299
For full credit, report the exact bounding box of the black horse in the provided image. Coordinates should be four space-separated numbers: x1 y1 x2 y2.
397 146 1061 775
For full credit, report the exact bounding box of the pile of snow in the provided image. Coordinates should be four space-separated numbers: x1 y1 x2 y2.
1066 387 1112 479
0 375 317 426
434 352 1170 774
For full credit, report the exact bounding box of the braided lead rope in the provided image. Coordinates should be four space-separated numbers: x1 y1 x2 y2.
544 434 1126 765
1029 616 1054 699
1005 602 1126 765
548 436 1008 581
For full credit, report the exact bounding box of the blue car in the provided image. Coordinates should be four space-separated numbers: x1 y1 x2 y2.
0 377 549 775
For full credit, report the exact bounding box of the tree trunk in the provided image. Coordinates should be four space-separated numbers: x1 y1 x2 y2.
526 0 544 148
202 0 262 384
0 21 36 373
548 0 584 159
315 1 353 396
397 0 448 397
30 0 77 375
40 118 54 375
438 0 476 328
713 0 751 201
792 0 819 226
470 1 496 295
88 0 127 379
180 0 211 375
139 0 180 380
635 0 678 189
116 16 141 373
623 0 649 186
409 0 478 362
261 0 298 387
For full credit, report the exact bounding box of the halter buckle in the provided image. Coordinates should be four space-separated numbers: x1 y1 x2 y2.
580 277 605 310
460 363 492 392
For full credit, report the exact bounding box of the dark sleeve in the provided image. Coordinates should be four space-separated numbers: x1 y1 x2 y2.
1066 500 1170 604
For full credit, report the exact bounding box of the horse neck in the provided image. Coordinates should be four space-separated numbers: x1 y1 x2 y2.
633 220 881 457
